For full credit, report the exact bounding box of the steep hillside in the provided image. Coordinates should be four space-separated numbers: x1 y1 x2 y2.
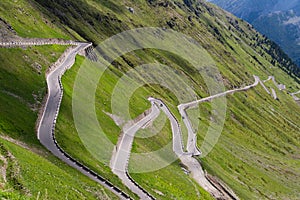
34 0 300 199
0 137 118 199
0 0 121 199
207 0 278 22
0 0 299 199
208 0 300 67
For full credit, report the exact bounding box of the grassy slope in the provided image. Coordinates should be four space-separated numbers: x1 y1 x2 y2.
0 0 80 146
200 85 300 199
57 55 213 199
0 45 67 145
1 0 299 199
0 0 67 39
0 0 85 40
54 1 299 199
50 0 300 199
0 45 121 198
0 138 117 200
0 0 118 199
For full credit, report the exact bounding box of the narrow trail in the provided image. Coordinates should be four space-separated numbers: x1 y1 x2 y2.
271 88 278 100
259 78 271 94
263 76 283 99
149 98 186 157
174 76 265 199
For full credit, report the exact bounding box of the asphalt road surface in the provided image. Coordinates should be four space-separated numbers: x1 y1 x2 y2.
5 37 294 199
37 43 131 200
178 75 260 156
110 100 159 200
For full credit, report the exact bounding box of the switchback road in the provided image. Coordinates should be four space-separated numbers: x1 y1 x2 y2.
36 42 131 199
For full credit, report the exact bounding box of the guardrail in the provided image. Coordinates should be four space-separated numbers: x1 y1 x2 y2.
54 75 132 199
111 106 157 199
0 38 84 47
2 40 133 199
156 99 186 153
125 171 155 200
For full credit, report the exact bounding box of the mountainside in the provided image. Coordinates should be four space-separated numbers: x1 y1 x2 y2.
207 0 277 21
208 0 300 67
0 0 299 199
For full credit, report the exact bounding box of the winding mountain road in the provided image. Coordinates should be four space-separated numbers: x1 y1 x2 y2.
3 37 298 199
178 75 260 156
111 75 286 199
149 98 235 199
148 98 186 156
35 42 132 200
110 100 159 200
114 75 261 198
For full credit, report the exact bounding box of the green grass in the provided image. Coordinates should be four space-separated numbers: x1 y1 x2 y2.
0 0 69 39
0 191 29 200
55 56 139 199
0 138 118 200
0 0 300 199
0 45 67 145
0 46 119 199
56 54 214 199
199 85 300 199
131 161 214 200
52 1 300 199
